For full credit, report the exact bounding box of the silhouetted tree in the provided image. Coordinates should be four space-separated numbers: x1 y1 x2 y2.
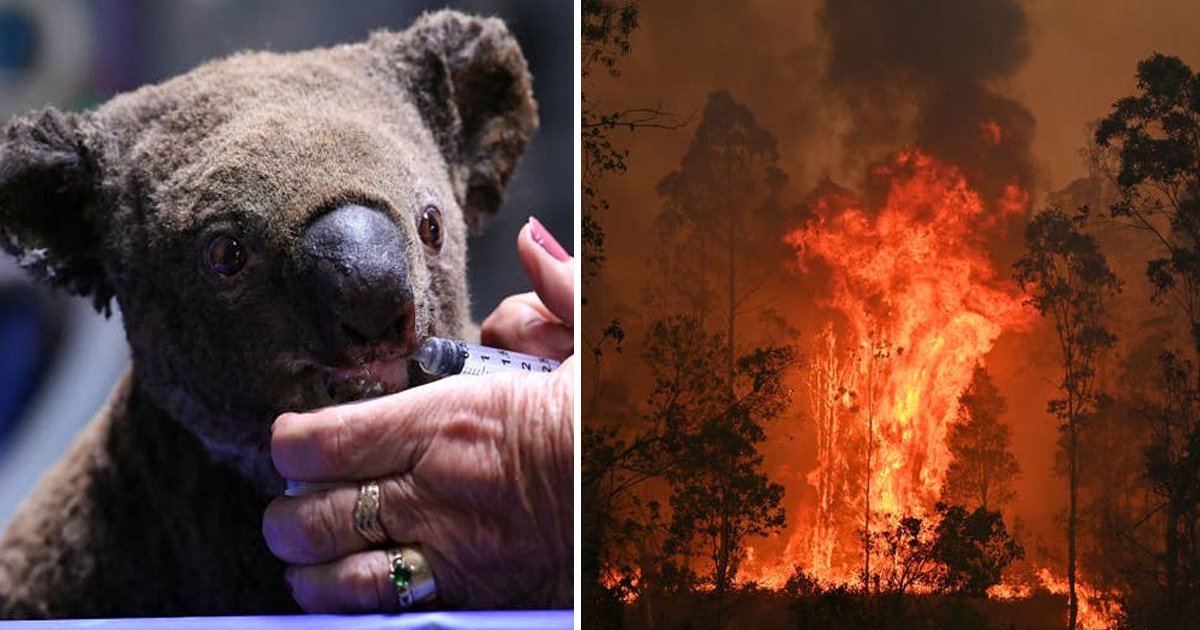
1142 352 1200 615
581 3 680 623
1014 206 1120 630
653 90 790 357
645 91 797 627
1096 53 1200 621
582 0 638 281
867 503 1022 598
582 314 716 627
942 365 1020 513
873 513 940 596
1095 53 1200 362
583 0 681 283
932 503 1024 597
654 317 794 628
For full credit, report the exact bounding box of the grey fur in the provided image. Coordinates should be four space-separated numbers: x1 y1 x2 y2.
0 10 536 617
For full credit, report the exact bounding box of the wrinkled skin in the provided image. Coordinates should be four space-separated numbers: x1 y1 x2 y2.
263 221 575 611
0 10 536 617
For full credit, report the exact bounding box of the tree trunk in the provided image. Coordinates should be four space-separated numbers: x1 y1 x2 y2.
1068 419 1078 630
719 149 735 630
1166 499 1180 608
725 149 736 387
716 487 730 630
863 335 875 593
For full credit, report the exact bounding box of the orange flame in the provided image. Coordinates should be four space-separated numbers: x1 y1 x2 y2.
730 147 1123 627
1033 568 1124 630
773 148 1033 584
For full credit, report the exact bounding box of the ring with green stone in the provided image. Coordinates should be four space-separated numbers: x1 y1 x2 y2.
386 546 437 610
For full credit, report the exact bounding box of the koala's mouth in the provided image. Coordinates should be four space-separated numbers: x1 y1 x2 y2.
320 340 414 404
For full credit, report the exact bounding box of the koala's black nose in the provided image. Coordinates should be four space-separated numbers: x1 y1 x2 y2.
299 204 413 355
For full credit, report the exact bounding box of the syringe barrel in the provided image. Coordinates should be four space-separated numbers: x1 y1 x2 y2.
415 337 561 376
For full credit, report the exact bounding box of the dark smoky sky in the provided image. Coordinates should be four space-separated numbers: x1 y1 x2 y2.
586 0 1200 558
822 0 1036 207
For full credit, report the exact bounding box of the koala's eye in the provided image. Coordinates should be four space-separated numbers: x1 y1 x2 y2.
418 205 444 252
206 234 246 276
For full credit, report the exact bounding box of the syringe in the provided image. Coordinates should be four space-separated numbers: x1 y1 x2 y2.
413 336 561 376
284 337 562 496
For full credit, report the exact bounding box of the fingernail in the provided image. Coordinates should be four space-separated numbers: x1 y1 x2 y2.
271 412 296 436
529 216 571 262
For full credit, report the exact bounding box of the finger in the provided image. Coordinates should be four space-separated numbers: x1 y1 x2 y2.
285 550 398 613
481 293 573 360
264 478 429 565
264 486 366 564
271 376 510 481
519 217 574 326
271 387 432 482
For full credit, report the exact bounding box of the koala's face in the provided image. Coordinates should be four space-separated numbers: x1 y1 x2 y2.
0 12 536 483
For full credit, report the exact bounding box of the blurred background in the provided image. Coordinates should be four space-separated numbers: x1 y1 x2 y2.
0 0 571 527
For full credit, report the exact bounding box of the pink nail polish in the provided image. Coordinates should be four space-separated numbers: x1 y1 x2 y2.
529 217 571 262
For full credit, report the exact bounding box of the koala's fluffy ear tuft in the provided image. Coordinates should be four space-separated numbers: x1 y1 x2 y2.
373 10 539 232
0 108 112 314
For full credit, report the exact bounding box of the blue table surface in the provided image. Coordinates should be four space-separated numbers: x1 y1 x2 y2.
0 611 574 629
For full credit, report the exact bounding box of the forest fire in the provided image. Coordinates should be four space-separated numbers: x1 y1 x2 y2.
728 148 1126 627
774 148 1034 584
1031 569 1123 630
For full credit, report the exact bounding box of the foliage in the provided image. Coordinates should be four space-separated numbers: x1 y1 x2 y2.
1013 207 1120 394
1012 206 1120 430
932 504 1024 596
1093 53 1200 626
868 503 1022 597
786 586 993 630
1014 205 1119 629
582 0 681 285
1140 352 1200 615
582 0 639 80
942 365 1020 513
583 315 797 625
1095 53 1200 354
649 89 792 332
652 317 795 598
873 514 942 595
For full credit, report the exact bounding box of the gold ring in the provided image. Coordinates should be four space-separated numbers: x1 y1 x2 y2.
386 546 438 610
353 481 388 545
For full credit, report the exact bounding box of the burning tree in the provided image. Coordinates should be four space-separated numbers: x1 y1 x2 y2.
942 365 1021 513
1014 207 1120 630
805 324 865 582
787 149 1032 587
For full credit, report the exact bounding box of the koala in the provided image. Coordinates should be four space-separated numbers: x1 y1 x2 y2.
0 10 537 618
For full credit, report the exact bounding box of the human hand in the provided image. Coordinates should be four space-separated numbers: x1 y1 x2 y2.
262 216 575 612
481 216 573 360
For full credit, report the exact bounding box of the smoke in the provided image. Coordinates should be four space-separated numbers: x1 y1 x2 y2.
820 0 1035 210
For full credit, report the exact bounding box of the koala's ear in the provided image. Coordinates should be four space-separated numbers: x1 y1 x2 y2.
372 10 539 231
0 108 112 313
